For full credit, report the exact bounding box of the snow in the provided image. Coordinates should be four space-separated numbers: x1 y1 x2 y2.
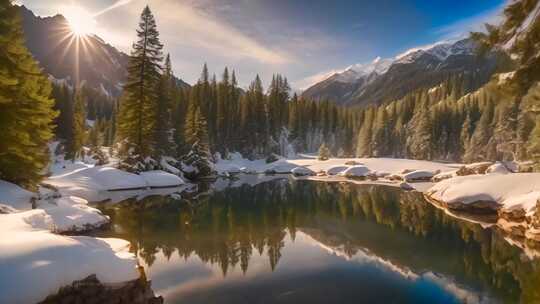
0 210 138 304
401 170 436 182
497 72 515 85
291 166 316 176
486 162 510 174
503 191 540 217
47 165 185 202
264 161 298 174
426 173 540 210
0 180 35 212
160 157 181 175
35 196 109 233
325 165 349 176
340 165 370 177
139 170 185 188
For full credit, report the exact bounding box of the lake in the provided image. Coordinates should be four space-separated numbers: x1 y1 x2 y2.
96 177 540 304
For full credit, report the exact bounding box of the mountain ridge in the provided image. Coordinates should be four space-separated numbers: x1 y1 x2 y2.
18 5 190 97
302 38 499 107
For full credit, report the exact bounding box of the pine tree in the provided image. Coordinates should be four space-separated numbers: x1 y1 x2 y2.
154 53 175 158
356 108 374 157
0 0 57 187
117 6 163 166
318 143 331 161
65 91 86 162
465 100 494 162
528 117 540 169
406 99 433 160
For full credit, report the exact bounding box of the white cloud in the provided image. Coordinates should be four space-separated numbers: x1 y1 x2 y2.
120 0 290 65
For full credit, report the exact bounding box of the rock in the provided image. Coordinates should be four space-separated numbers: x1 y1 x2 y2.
325 166 349 176
291 166 316 177
456 162 493 176
399 182 414 191
431 170 457 182
38 274 163 304
344 160 362 166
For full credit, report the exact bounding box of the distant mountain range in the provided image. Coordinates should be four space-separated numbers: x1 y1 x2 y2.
19 5 190 97
302 39 499 107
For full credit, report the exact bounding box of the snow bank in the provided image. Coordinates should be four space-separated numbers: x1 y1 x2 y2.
0 180 34 212
265 161 298 174
0 210 139 304
36 196 110 233
426 173 540 211
140 170 184 188
401 170 436 182
47 166 185 202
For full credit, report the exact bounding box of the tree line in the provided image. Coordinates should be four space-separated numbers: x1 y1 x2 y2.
1 0 539 189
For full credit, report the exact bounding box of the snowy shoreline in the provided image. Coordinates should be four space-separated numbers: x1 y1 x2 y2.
1 155 539 302
216 154 540 244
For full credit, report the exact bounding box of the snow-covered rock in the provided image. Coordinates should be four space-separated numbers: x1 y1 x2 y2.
399 182 415 191
140 170 185 188
401 170 436 182
325 166 349 176
432 170 458 182
219 164 242 175
36 196 110 233
0 210 139 304
486 162 510 175
265 161 297 174
291 166 316 177
426 173 540 214
456 162 492 176
340 165 370 178
0 180 35 212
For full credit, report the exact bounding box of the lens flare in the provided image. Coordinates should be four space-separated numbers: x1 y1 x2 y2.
62 5 97 36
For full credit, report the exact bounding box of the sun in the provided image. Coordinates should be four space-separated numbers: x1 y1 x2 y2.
62 5 97 36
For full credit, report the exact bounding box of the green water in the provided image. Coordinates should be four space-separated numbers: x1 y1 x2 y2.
96 178 540 304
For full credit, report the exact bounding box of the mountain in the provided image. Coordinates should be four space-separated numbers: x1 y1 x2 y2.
302 39 499 107
18 6 189 97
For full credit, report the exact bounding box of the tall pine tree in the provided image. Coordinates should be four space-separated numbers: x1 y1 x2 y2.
0 1 57 187
117 6 163 167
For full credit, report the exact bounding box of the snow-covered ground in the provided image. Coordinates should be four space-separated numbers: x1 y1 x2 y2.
0 150 188 303
0 209 139 304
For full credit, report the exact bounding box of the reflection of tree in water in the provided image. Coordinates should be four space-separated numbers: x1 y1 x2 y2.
99 179 540 303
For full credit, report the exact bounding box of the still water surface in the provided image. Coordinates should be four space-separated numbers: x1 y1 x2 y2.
97 178 540 304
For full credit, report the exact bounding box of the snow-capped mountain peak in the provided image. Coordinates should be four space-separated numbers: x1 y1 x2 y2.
333 57 393 83
395 39 476 64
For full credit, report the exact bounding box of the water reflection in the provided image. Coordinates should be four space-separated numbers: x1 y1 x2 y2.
97 179 540 303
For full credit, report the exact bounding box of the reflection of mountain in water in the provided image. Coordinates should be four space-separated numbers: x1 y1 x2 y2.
97 180 540 303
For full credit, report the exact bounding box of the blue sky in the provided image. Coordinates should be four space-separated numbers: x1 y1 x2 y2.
19 0 506 90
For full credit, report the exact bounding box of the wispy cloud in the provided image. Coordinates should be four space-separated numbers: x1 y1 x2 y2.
433 1 508 40
128 0 290 65
94 0 133 17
